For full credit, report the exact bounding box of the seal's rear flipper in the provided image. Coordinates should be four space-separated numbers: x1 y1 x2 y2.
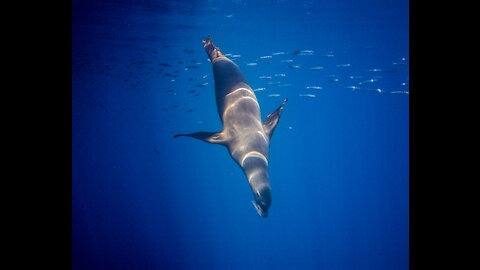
263 98 288 140
174 131 228 146
203 36 225 62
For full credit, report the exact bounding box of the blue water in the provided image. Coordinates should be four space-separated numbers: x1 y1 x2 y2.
72 0 409 269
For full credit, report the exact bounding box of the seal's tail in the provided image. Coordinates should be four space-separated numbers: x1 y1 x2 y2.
203 36 225 62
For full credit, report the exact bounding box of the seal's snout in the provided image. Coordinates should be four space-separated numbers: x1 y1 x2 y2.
253 186 271 218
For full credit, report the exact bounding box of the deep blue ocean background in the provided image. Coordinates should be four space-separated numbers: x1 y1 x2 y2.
72 0 409 269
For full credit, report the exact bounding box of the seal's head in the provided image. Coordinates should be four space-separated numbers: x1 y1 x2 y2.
252 186 271 217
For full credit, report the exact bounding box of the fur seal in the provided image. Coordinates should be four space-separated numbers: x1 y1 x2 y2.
174 37 287 217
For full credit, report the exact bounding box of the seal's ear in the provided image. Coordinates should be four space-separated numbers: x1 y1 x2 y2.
263 98 288 140
174 131 228 146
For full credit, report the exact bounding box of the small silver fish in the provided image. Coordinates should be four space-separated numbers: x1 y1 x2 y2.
345 86 360 90
299 50 314 54
299 94 316 98
359 79 377 85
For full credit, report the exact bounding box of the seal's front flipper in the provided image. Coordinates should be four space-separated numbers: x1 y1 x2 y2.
174 131 228 146
263 98 288 140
